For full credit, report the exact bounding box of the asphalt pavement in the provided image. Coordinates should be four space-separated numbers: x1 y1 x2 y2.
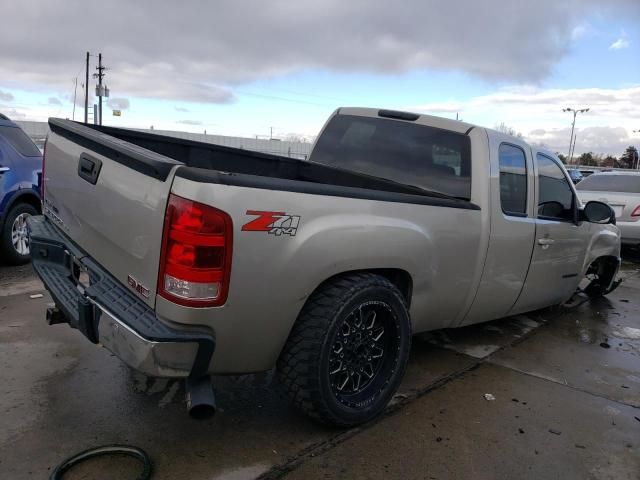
0 257 638 479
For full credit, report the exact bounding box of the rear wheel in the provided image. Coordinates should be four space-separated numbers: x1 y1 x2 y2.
277 273 411 427
1 203 38 265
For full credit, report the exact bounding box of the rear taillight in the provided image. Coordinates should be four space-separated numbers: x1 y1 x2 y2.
41 137 48 201
632 205 640 217
158 194 233 307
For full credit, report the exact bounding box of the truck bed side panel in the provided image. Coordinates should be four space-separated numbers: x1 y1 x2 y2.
159 176 484 373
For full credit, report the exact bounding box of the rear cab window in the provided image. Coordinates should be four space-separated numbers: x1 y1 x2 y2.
310 114 472 200
498 143 527 216
0 126 42 157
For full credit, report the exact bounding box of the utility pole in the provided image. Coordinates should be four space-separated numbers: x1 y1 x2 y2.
94 53 106 125
72 77 78 121
84 52 90 123
562 107 589 165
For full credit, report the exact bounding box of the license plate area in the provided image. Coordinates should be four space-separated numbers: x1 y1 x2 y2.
67 250 91 293
611 205 624 218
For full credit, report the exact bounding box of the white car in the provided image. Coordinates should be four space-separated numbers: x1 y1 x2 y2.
577 172 640 248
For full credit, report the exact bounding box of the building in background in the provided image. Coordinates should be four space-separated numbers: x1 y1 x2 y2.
14 121 313 159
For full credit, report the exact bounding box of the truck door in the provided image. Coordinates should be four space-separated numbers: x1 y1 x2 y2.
461 139 536 326
510 152 589 313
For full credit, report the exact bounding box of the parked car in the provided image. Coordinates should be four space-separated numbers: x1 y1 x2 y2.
577 171 640 248
0 114 42 264
567 168 583 184
29 108 620 426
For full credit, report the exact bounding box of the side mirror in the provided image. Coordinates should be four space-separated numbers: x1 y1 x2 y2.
583 201 615 225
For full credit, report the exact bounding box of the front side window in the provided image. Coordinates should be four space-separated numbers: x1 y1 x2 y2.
310 114 472 200
536 153 574 221
499 143 527 216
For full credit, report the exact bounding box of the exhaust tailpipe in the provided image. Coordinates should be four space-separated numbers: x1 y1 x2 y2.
185 375 216 420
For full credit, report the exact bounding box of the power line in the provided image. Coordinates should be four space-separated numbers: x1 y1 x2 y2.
257 87 351 103
235 90 335 108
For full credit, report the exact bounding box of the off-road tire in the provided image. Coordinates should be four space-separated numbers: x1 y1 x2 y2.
583 257 620 298
0 203 38 265
277 273 411 427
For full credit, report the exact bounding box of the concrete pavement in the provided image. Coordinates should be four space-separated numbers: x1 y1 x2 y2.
0 260 638 479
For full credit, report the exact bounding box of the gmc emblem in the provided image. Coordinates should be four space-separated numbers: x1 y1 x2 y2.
127 275 150 298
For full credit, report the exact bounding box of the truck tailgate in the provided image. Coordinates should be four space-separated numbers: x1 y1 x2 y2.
44 119 182 308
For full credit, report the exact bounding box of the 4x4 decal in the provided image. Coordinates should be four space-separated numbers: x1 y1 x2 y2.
242 210 301 236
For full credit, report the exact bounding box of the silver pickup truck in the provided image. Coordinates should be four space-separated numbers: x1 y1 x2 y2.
29 108 620 426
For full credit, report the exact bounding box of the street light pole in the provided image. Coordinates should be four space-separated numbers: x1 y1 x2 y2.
563 107 589 165
633 130 640 170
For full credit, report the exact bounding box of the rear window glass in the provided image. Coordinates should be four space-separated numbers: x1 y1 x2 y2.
0 126 41 157
310 114 472 200
576 174 640 193
499 143 527 215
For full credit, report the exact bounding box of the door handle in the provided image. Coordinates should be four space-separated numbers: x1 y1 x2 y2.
77 154 102 185
0 166 10 174
537 238 555 248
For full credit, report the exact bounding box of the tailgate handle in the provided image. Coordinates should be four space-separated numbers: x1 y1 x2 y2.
78 154 102 185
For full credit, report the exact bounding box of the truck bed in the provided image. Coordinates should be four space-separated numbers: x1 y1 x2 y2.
48 118 475 209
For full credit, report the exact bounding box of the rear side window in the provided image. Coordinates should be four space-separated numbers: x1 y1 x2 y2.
0 126 41 157
310 115 472 200
576 174 640 193
499 143 527 216
536 153 574 221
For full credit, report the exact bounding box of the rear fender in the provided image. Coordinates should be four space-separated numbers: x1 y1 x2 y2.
284 212 432 314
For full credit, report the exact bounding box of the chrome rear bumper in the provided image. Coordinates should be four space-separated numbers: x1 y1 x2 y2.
29 215 215 379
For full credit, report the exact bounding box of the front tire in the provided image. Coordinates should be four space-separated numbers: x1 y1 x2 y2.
582 257 620 298
277 273 411 427
1 203 38 265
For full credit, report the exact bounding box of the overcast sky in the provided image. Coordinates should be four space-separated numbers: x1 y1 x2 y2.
1 0 639 154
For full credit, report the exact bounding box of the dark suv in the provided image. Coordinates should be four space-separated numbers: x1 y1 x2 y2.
0 114 42 264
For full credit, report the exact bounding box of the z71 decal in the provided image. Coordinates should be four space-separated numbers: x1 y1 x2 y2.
242 210 301 236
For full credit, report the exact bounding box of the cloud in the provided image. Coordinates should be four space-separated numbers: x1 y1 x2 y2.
411 85 640 155
48 97 62 105
609 36 630 50
570 22 591 40
0 108 25 120
0 88 14 102
63 91 87 108
528 126 632 157
0 0 638 104
412 85 640 119
176 119 203 126
175 106 189 112
107 97 130 110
